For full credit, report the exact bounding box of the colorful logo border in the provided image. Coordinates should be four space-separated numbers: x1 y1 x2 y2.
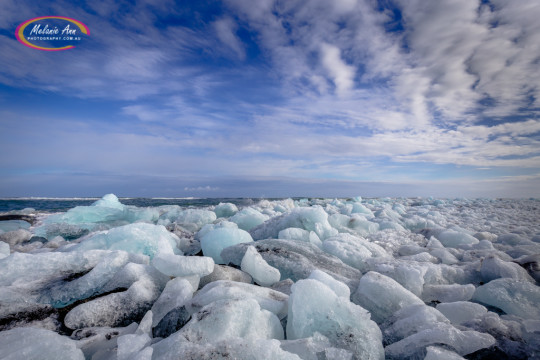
16 16 90 51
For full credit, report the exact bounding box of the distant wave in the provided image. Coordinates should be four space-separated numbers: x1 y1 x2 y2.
150 197 200 200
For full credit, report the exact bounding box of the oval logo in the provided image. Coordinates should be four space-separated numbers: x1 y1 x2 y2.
16 16 90 51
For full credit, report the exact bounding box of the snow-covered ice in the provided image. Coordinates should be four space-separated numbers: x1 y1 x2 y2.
0 194 539 359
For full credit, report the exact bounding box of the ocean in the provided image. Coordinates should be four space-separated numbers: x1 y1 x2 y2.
0 197 267 213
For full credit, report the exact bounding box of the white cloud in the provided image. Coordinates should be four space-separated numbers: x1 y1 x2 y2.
184 186 219 191
319 43 355 96
213 17 246 60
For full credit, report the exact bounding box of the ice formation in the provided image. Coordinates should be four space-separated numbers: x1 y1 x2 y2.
0 194 539 359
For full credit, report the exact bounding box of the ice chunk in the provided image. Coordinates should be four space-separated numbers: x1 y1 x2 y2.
480 254 535 283
474 232 498 241
175 209 217 231
221 239 362 291
352 271 424 323
68 223 180 258
287 279 384 360
214 202 238 217
40 250 133 308
35 194 159 240
0 219 31 232
278 227 322 248
0 249 130 287
383 304 450 344
367 259 427 296
437 229 479 248
472 278 540 319
515 254 540 282
151 278 194 326
351 202 374 216
152 305 192 338
93 193 124 209
497 233 531 245
322 233 388 272
400 252 439 263
179 298 284 342
117 332 151 360
200 227 253 264
429 248 459 265
384 322 495 358
0 229 32 246
280 332 333 360
64 265 167 329
308 269 350 299
250 205 338 240
436 301 488 325
72 323 138 359
241 245 281 286
231 207 269 231
421 284 475 303
424 346 466 360
0 241 9 259
152 337 301 360
198 264 252 289
187 280 288 319
152 253 214 278
0 327 84 359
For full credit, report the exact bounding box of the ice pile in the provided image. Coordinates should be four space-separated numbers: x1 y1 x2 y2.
0 194 539 359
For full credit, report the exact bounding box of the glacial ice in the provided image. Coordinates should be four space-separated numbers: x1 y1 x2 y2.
68 223 180 258
382 304 450 344
0 241 9 259
214 202 239 218
278 227 323 248
287 279 384 359
0 327 84 359
308 269 350 299
241 245 281 286
352 271 424 323
424 346 465 360
231 207 269 231
158 299 284 353
175 209 217 231
187 280 289 319
322 233 388 272
34 194 159 239
221 239 362 290
384 322 496 358
1 196 539 359
0 229 32 246
151 253 214 278
198 264 252 289
249 205 338 240
421 283 475 303
152 337 301 360
200 227 254 264
0 220 31 232
480 254 535 283
150 278 194 326
436 301 488 325
472 278 540 319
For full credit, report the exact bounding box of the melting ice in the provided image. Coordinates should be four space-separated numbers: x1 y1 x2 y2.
0 194 539 359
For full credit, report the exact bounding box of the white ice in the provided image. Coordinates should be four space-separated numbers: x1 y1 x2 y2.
241 245 281 286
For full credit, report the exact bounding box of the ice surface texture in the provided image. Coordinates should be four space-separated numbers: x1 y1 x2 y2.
1 195 540 359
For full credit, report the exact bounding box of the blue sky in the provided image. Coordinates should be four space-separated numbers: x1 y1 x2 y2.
1 0 539 198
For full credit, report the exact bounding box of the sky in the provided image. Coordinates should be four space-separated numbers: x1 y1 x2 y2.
0 0 539 198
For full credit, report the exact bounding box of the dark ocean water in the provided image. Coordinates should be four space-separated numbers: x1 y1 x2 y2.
0 198 267 213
